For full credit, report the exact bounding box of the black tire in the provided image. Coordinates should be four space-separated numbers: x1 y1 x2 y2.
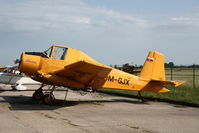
32 90 44 100
42 93 55 105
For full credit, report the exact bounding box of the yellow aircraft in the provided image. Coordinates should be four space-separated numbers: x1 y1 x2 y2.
18 45 184 104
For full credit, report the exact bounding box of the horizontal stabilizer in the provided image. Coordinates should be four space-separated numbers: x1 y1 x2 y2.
141 80 185 93
141 81 170 93
151 80 186 87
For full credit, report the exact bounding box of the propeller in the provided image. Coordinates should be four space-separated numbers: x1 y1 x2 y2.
14 59 20 64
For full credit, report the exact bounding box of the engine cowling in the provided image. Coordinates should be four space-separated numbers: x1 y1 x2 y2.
18 52 41 75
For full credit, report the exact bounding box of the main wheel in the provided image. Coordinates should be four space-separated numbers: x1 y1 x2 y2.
42 93 55 105
32 89 44 100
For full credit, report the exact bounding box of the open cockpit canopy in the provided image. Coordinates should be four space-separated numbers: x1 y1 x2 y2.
44 45 68 60
25 45 68 60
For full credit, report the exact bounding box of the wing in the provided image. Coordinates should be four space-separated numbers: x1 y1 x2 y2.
54 61 112 88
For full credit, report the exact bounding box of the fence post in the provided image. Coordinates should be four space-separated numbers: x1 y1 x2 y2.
193 64 195 88
170 66 173 80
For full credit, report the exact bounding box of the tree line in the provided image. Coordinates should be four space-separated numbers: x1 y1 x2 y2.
110 62 198 74
164 62 199 68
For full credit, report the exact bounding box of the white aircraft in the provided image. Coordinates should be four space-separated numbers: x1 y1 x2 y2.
0 66 41 90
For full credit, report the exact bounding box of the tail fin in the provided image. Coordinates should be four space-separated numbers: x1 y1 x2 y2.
140 51 165 81
139 51 185 93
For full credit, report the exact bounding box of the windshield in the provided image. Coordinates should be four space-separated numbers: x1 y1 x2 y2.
44 47 52 57
43 46 68 60
52 46 68 60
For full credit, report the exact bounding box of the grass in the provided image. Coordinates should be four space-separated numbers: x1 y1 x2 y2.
100 86 199 106
142 86 199 104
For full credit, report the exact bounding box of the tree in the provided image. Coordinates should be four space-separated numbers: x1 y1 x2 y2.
168 62 175 68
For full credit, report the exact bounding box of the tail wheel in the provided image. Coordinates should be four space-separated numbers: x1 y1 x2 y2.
42 93 55 105
32 90 44 100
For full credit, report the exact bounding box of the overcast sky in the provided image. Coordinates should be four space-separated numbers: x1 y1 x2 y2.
0 0 199 66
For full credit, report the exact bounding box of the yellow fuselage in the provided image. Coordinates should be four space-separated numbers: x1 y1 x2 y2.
19 45 148 91
19 45 178 93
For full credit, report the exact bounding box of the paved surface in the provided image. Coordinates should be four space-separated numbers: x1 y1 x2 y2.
0 84 199 133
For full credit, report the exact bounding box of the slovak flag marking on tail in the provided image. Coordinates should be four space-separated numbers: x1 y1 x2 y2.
147 57 154 62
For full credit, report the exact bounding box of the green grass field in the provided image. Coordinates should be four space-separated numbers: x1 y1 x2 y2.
165 68 199 87
100 68 199 106
101 86 199 105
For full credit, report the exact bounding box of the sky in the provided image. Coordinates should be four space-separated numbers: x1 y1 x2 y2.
0 0 199 66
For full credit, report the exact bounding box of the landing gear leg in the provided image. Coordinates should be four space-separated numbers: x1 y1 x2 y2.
32 84 44 100
64 88 69 101
63 88 69 105
137 91 147 102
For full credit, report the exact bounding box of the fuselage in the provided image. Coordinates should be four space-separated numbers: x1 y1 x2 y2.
19 45 149 91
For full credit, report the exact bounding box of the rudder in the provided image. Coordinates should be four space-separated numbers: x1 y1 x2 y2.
140 51 165 81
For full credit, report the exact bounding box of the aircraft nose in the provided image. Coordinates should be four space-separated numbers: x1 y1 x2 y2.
18 52 41 75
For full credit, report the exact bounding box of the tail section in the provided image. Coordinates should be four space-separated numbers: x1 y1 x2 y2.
140 51 165 81
139 51 185 93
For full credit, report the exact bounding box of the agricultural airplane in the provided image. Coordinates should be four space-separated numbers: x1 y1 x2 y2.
18 45 184 104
